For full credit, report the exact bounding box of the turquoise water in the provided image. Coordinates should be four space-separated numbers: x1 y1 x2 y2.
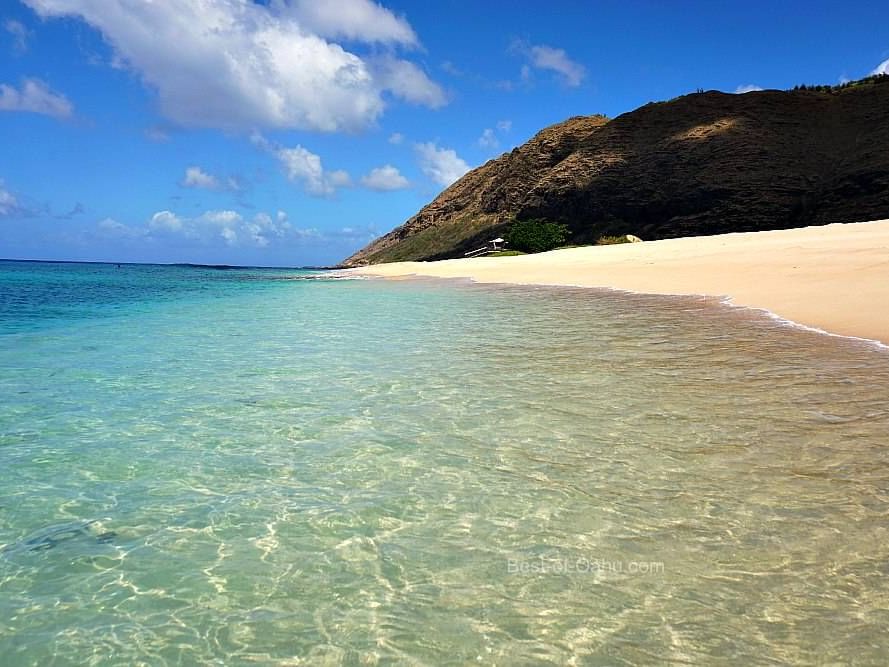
2 259 889 665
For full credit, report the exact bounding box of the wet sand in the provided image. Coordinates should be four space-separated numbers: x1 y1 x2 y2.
349 220 889 345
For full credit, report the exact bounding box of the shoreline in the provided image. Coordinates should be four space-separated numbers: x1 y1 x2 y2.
347 219 889 347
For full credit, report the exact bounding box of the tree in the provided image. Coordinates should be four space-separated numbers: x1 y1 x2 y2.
506 219 569 253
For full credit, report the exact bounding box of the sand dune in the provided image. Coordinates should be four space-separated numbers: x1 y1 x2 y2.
350 220 889 345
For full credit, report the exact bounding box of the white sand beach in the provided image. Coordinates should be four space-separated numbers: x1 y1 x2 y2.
351 220 889 345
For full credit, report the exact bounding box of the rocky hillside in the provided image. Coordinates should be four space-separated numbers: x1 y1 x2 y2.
342 76 889 266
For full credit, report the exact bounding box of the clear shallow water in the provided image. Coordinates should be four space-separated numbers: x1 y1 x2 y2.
2 260 889 665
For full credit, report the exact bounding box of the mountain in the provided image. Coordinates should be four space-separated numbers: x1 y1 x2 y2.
342 76 889 267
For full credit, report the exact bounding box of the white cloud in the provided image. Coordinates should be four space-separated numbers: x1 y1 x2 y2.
520 64 532 83
328 170 352 187
734 84 764 94
182 166 220 190
372 56 447 108
181 166 242 192
478 128 498 150
148 210 183 233
479 120 513 151
287 0 417 47
144 125 170 142
147 209 292 247
0 181 20 217
251 132 350 196
5 19 30 53
360 165 409 191
24 0 444 132
388 132 404 144
526 44 585 87
441 61 462 76
97 217 147 239
94 208 328 251
275 145 351 196
872 58 889 76
414 142 471 188
0 78 72 118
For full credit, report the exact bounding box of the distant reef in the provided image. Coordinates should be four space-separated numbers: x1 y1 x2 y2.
342 76 889 266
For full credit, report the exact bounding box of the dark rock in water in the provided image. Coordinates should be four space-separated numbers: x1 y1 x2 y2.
21 522 95 552
1 520 115 557
342 75 889 265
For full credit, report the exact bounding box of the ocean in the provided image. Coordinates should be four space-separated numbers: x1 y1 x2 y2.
2 259 889 664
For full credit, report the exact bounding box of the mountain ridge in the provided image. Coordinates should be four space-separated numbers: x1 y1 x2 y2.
342 77 889 266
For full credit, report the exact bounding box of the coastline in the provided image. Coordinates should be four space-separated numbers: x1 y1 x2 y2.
347 219 889 346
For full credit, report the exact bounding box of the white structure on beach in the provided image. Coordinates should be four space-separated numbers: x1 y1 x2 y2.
464 238 507 257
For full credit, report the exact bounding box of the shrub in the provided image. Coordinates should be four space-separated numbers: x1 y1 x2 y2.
506 219 569 253
487 250 526 257
595 235 632 245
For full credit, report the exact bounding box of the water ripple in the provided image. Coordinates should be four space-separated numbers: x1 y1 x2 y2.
1 272 889 663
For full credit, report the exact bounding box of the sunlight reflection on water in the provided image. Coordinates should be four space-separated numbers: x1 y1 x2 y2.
2 265 889 664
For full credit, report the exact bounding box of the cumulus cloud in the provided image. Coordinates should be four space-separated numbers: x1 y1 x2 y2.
515 43 585 87
734 84 764 94
95 209 302 248
251 132 350 196
182 166 221 190
0 181 21 217
414 142 471 188
97 217 146 239
287 0 417 46
0 78 72 118
478 120 513 151
275 145 351 196
146 209 293 247
478 128 498 150
360 165 409 191
388 132 404 144
23 0 444 132
5 19 31 53
872 58 889 76
372 56 447 108
0 179 46 218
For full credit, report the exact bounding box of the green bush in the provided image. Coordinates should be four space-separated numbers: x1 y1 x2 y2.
506 219 569 253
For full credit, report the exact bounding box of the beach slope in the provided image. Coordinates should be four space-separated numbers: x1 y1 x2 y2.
349 220 889 345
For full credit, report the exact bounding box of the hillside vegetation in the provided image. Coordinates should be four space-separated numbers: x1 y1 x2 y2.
342 76 889 266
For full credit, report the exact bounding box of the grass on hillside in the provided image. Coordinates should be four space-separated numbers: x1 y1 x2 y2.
367 213 500 264
486 250 526 257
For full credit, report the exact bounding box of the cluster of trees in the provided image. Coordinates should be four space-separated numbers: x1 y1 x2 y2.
792 84 836 92
505 219 569 253
792 73 888 93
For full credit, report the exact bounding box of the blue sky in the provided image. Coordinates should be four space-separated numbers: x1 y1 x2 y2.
1 1 887 267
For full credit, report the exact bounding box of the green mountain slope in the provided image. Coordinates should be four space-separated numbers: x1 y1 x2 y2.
342 77 889 266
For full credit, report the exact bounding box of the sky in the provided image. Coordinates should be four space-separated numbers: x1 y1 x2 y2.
1 1 887 267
